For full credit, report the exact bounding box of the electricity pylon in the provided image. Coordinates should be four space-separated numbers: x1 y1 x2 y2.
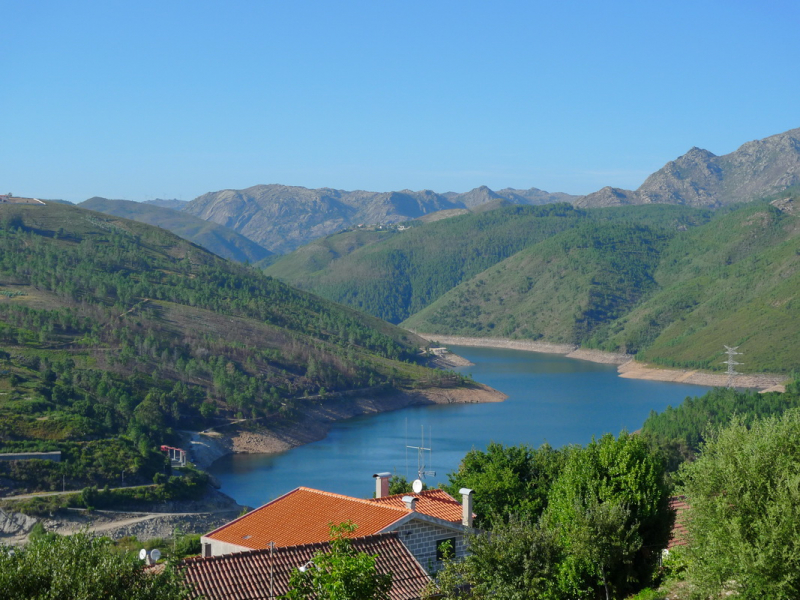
722 345 743 388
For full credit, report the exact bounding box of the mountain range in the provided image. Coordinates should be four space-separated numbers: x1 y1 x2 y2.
180 185 576 253
80 127 800 257
172 127 800 253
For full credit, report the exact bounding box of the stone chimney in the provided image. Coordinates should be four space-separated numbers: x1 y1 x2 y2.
373 472 391 498
460 488 474 527
402 495 417 511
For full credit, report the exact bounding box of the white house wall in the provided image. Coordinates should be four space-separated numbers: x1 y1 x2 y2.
201 536 250 557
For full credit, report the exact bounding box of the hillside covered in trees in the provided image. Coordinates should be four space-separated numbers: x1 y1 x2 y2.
268 194 799 373
0 202 462 496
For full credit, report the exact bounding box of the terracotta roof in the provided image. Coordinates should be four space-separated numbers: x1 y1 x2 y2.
182 532 430 600
205 488 411 550
668 496 690 549
369 489 465 523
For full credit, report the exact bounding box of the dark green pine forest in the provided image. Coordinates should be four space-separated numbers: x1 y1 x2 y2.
0 203 461 497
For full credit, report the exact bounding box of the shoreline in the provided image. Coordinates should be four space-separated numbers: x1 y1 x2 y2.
413 333 788 392
188 383 507 470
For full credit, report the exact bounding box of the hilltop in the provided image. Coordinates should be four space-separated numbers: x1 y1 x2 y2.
577 128 800 208
79 197 272 264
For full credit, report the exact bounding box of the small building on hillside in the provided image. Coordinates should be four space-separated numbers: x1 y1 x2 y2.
201 474 475 571
183 531 430 600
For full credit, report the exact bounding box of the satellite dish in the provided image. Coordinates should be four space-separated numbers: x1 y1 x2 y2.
412 479 423 494
138 548 148 561
150 548 161 562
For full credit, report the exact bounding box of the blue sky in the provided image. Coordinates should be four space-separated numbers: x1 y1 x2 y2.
2 0 798 202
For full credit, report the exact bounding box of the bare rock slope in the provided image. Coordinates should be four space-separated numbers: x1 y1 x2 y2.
577 128 800 208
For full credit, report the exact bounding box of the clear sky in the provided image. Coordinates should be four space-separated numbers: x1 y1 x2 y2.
2 0 799 203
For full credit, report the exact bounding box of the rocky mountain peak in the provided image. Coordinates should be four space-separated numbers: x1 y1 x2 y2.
576 127 800 208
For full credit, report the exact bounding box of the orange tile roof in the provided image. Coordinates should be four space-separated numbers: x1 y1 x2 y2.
183 532 430 600
368 489 465 523
206 488 411 550
668 496 690 549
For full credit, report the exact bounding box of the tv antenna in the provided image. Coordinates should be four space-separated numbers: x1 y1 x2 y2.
722 345 743 388
406 424 435 492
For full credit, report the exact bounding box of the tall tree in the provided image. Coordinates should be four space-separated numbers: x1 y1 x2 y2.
445 442 565 526
545 432 671 599
678 409 800 599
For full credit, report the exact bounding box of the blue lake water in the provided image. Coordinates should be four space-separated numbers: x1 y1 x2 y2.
209 346 708 507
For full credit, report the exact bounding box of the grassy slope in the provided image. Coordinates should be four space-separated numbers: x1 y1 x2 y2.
405 201 799 373
264 204 587 323
80 197 273 264
0 202 457 494
403 222 674 343
604 202 800 372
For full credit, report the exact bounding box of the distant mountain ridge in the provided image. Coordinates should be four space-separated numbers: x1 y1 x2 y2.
149 127 800 253
142 198 189 210
576 128 800 208
182 184 578 253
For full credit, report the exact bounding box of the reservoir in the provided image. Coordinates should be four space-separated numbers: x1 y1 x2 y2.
209 346 709 507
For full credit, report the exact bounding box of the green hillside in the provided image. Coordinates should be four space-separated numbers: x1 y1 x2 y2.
80 197 272 264
0 203 456 495
405 200 800 373
263 227 396 279
403 222 674 342
602 202 800 372
265 204 588 323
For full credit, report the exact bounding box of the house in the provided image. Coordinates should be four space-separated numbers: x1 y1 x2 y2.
182 531 430 600
201 473 475 570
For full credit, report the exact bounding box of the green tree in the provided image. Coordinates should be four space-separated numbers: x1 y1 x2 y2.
564 498 641 600
0 530 191 599
678 408 800 599
282 522 392 600
545 432 670 599
445 442 565 526
429 517 563 600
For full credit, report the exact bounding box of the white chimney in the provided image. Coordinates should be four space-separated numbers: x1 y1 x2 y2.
373 472 391 498
460 488 474 527
402 495 417 511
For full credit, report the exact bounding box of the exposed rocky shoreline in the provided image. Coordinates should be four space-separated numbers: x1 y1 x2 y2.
187 383 507 470
413 334 788 392
0 488 246 545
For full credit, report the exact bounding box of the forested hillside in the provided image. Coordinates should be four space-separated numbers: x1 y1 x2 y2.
0 203 455 495
601 201 800 371
406 198 800 372
405 221 675 342
265 204 591 323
